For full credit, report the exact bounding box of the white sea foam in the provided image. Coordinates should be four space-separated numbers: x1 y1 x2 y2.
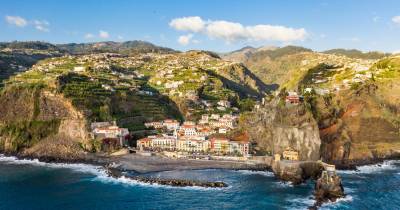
93 174 227 191
0 154 225 191
0 154 104 176
320 195 354 209
287 197 315 210
236 170 274 177
337 160 400 174
343 187 355 194
274 181 294 187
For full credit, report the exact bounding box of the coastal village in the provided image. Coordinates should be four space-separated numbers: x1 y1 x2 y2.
90 112 251 159
6 49 388 165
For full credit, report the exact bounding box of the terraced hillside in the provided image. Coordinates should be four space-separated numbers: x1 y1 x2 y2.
0 50 269 155
227 44 400 165
287 55 400 165
0 48 63 87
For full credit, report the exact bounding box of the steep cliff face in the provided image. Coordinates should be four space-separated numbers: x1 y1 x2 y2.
0 85 89 158
317 83 400 165
240 103 321 161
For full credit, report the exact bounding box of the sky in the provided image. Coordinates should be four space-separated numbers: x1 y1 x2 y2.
1 0 400 53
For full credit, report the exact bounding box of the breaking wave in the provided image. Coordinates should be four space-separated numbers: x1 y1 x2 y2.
235 170 274 177
337 160 400 174
0 154 223 190
320 195 354 209
0 154 104 175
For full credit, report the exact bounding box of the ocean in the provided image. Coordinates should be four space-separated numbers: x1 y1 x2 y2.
0 154 399 210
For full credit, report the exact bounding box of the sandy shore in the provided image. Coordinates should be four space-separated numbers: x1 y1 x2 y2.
106 154 270 173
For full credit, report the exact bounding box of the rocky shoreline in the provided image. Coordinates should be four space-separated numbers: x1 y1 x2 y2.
330 154 400 170
106 166 228 188
3 151 399 209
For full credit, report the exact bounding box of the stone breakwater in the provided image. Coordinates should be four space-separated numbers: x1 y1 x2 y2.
106 167 228 188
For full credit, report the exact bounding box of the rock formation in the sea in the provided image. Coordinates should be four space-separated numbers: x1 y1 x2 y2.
271 160 324 184
312 170 345 208
239 100 321 161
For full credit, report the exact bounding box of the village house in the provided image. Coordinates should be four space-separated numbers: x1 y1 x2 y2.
73 66 86 72
150 135 177 151
137 135 177 151
210 137 231 154
144 121 164 129
196 126 215 137
217 100 231 108
163 119 180 130
282 147 299 161
229 139 250 156
179 124 197 136
137 137 152 150
176 138 210 153
286 91 302 105
91 122 130 146
198 114 209 124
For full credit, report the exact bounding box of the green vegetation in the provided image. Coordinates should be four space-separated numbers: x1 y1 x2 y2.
238 98 256 112
57 72 113 121
300 63 339 86
323 48 389 59
57 41 175 55
251 46 312 60
0 119 60 152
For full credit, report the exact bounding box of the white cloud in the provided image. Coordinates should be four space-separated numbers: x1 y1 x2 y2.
33 20 50 32
206 21 246 42
392 16 400 25
169 16 308 43
177 34 193 46
169 16 205 32
5 16 50 32
117 35 123 40
5 15 27 27
99 30 109 39
373 16 380 23
85 33 95 39
245 25 307 42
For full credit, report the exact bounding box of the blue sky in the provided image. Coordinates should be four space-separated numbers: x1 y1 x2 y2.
1 0 400 53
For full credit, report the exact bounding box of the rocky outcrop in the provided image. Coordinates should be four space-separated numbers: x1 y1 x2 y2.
240 103 321 161
317 82 400 166
312 172 345 208
271 160 323 184
0 85 89 157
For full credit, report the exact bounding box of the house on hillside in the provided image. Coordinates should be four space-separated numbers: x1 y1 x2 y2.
73 66 86 72
282 147 299 161
286 92 302 105
91 122 130 146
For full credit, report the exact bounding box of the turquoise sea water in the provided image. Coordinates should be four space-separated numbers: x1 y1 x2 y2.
0 155 399 210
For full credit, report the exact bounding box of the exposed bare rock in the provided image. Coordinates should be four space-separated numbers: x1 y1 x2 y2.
240 103 321 161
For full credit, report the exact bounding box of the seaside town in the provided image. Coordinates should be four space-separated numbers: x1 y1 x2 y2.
90 112 253 160
4 1 400 208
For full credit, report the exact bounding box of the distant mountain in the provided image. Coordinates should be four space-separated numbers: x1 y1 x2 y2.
322 48 390 59
222 45 308 63
57 41 176 55
0 41 61 51
0 41 63 87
